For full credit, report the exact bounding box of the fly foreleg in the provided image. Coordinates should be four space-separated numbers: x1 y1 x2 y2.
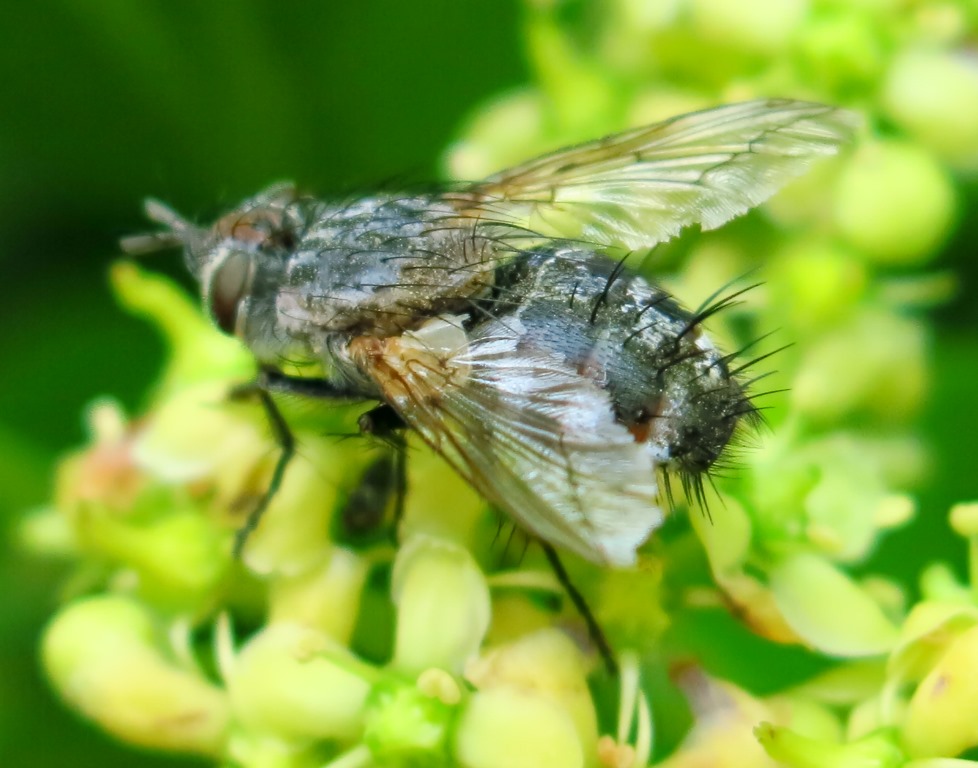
228 368 369 557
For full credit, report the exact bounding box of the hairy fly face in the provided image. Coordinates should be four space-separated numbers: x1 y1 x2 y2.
193 186 310 364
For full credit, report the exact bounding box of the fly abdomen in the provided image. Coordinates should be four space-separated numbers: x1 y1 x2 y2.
476 248 753 480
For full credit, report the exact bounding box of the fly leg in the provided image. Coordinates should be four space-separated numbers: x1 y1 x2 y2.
355 405 408 541
229 367 368 557
539 542 619 676
228 382 295 558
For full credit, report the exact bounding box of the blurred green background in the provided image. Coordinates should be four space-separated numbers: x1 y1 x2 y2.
1 2 975 766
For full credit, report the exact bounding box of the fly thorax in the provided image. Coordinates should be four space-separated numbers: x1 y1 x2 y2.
273 196 498 339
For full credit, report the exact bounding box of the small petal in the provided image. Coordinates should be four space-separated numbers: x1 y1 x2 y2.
131 380 268 490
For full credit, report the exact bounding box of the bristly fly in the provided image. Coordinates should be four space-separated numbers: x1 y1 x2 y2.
123 99 855 663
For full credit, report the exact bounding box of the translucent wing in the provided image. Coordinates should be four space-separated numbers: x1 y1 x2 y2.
348 316 663 566
453 99 858 249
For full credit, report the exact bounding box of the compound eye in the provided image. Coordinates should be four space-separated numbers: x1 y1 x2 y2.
215 207 291 250
209 251 252 335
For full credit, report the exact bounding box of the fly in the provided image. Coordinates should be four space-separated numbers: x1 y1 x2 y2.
123 98 856 671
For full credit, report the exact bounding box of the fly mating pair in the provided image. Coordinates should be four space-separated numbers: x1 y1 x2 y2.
124 99 856 673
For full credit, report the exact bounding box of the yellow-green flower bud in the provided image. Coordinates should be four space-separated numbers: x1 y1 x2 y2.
918 562 973 605
767 239 867 334
268 547 370 644
110 262 253 393
833 139 957 265
80 506 228 612
903 624 978 757
658 675 839 768
134 385 353 577
398 443 486 548
756 722 903 768
689 0 808 54
19 504 74 557
948 502 978 600
690 491 752 575
464 629 598 759
42 595 229 757
769 552 899 656
131 380 268 504
749 432 909 563
55 399 144 517
791 308 927 424
888 602 978 688
445 88 547 181
882 48 978 170
795 10 886 91
949 501 978 538
225 732 325 768
391 535 491 676
236 440 344 577
453 687 585 768
227 622 372 743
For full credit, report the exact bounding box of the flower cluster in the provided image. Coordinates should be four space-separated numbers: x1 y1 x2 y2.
27 1 978 766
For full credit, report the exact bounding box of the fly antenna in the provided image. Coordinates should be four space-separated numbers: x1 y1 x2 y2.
119 199 194 255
